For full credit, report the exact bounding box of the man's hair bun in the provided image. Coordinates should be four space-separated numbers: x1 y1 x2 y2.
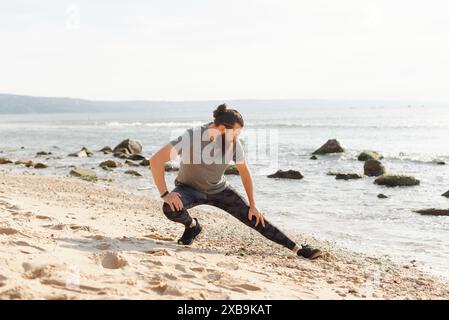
213 104 228 118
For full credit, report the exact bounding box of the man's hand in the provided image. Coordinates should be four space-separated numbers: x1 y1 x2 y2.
163 192 183 211
248 206 265 228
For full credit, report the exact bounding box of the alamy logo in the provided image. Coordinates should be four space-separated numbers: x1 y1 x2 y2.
169 126 279 173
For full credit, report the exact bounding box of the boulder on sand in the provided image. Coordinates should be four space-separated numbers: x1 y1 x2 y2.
312 139 344 155
374 174 420 187
364 159 386 177
268 169 303 180
335 173 362 180
69 147 93 158
70 168 97 181
113 139 143 159
358 150 383 161
33 163 48 169
414 208 449 217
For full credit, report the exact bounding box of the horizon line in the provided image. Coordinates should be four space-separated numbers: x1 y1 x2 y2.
1 92 448 105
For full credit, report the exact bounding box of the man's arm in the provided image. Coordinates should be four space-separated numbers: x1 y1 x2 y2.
235 160 256 207
235 161 265 227
149 143 184 211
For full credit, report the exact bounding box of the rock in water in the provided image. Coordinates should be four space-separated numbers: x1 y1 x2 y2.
69 147 93 158
36 151 52 156
442 191 449 198
414 208 449 216
0 158 13 164
374 174 419 187
140 159 150 167
164 163 179 172
125 160 139 167
99 160 121 168
127 154 146 161
377 193 388 199
364 160 385 177
15 160 33 166
225 165 240 175
113 139 143 159
312 139 344 155
335 173 362 180
267 170 304 180
124 170 142 177
33 163 48 169
310 155 318 160
70 168 97 181
358 151 383 161
99 146 113 154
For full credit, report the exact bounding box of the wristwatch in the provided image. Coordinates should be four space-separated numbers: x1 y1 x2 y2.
160 191 169 198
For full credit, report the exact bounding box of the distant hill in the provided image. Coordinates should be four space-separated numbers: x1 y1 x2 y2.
0 93 439 114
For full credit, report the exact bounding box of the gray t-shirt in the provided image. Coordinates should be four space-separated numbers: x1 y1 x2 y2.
169 122 245 194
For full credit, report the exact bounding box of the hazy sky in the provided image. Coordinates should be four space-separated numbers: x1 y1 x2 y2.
1 0 449 101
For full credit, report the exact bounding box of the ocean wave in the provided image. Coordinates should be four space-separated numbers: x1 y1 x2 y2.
102 121 449 130
105 121 204 128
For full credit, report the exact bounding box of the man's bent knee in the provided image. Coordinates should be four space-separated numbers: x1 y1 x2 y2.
162 202 179 219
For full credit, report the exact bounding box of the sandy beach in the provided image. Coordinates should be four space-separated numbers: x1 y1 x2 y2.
0 171 448 300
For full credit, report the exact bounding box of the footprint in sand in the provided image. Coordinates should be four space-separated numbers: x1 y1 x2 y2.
163 273 178 281
141 259 163 267
143 234 175 242
43 224 93 232
0 227 18 235
204 272 222 282
95 242 111 250
40 279 103 293
43 224 66 231
175 264 186 272
96 252 128 269
179 273 197 279
36 215 53 221
144 249 172 256
69 225 93 232
22 262 55 279
12 241 45 252
0 274 7 287
85 235 105 241
230 283 262 291
150 283 183 296
190 266 205 273
216 262 239 270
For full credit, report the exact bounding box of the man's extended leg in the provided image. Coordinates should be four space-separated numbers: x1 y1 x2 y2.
206 184 322 259
206 184 297 250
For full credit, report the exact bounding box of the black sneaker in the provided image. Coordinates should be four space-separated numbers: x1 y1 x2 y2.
177 218 202 245
297 244 322 260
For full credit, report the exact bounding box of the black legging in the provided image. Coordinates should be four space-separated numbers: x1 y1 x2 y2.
162 181 297 251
